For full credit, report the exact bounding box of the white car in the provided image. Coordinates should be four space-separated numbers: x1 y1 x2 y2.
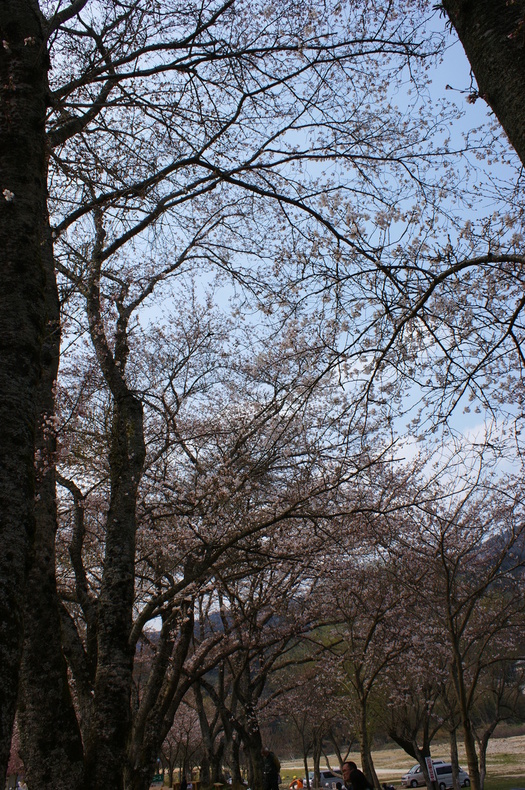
401 762 470 789
433 764 470 789
303 771 343 789
401 762 446 787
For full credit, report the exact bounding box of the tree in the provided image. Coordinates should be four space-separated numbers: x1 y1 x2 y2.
380 637 447 790
441 0 525 168
470 661 525 788
4 3 524 790
321 563 413 789
159 701 202 788
35 273 379 790
8 2 454 787
384 469 525 790
0 3 49 776
270 667 346 790
190 565 326 789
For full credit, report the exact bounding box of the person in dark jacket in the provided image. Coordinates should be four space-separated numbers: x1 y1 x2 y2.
342 761 372 790
262 746 280 790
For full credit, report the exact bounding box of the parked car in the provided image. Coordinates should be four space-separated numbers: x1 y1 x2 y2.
401 762 446 787
303 770 343 789
433 764 470 789
401 762 470 790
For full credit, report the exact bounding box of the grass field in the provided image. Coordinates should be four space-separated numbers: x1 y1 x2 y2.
279 736 525 790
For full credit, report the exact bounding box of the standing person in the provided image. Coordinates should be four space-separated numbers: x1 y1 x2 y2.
342 762 372 790
262 746 281 790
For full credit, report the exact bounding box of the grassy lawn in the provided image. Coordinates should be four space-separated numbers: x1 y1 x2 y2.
483 780 525 790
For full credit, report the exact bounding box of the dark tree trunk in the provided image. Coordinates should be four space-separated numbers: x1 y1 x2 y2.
0 1 48 781
450 647 481 790
78 212 147 790
125 610 195 790
359 701 379 790
475 721 497 790
194 681 222 789
442 0 525 166
18 218 85 790
244 728 264 790
229 737 244 787
84 392 146 790
312 739 322 789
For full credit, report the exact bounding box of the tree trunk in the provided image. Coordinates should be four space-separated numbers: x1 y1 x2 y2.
313 737 322 789
77 228 148 789
442 0 525 167
475 723 496 790
229 736 244 786
450 657 481 790
83 392 145 790
126 607 196 790
449 728 460 790
18 218 85 790
359 701 379 790
303 754 310 790
244 729 264 790
0 1 48 780
194 681 219 788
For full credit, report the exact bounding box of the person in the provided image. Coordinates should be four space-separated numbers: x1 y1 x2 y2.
180 776 188 790
289 777 304 790
262 746 281 790
342 761 372 790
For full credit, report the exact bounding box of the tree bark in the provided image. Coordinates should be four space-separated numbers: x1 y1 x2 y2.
359 702 379 790
83 392 146 790
450 654 481 790
194 679 227 790
18 217 85 790
475 722 497 790
442 0 525 166
449 727 460 790
75 206 147 789
126 609 195 790
245 731 264 790
0 1 47 781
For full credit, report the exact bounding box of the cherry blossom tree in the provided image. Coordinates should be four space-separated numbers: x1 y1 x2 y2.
381 467 525 790
310 560 413 789
159 701 202 788
380 639 448 789
269 667 343 790
1 1 455 783
187 561 332 789
470 661 525 788
3 5 525 790
30 269 385 790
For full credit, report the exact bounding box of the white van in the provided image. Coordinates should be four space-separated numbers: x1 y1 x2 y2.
303 771 343 789
433 764 470 789
401 762 469 789
402 762 446 787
